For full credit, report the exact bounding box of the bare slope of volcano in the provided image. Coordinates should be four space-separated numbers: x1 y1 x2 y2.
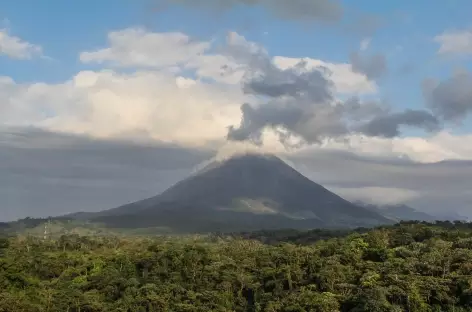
90 154 391 232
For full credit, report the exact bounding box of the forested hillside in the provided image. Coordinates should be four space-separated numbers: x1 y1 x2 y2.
2 222 472 311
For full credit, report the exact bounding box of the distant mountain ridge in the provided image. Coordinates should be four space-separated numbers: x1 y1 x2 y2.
357 202 437 222
354 201 469 222
356 202 469 222
69 153 392 233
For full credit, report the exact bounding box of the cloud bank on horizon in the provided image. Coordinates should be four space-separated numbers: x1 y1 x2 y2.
1 0 472 219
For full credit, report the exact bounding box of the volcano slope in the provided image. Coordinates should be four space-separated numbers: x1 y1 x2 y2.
83 154 391 233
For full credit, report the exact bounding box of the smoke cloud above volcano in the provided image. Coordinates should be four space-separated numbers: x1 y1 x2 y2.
224 33 442 147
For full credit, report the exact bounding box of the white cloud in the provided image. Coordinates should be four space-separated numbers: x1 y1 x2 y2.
79 28 252 85
3 68 469 163
1 27 472 164
329 186 420 205
186 53 246 84
0 70 244 147
80 27 377 93
175 76 197 88
435 29 472 55
298 132 472 163
0 28 42 59
80 27 212 68
273 56 376 94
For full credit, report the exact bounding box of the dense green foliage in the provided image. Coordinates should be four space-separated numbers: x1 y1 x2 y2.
2 222 472 311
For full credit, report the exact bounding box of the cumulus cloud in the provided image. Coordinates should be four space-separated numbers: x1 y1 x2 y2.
0 28 42 59
350 51 387 80
357 109 440 138
82 27 379 92
225 38 345 145
0 26 459 164
435 29 472 56
225 33 438 147
0 70 246 147
324 132 472 163
80 27 252 85
0 27 468 162
0 128 212 220
3 27 405 151
423 70 472 122
80 27 211 68
273 56 376 94
158 0 343 22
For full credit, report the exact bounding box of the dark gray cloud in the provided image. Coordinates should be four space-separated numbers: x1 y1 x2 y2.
227 99 348 146
1 127 212 221
423 71 472 122
343 14 383 37
227 102 305 145
227 55 349 145
358 109 441 138
350 51 387 80
242 63 332 100
264 0 342 22
159 0 343 22
342 96 389 120
2 127 470 221
224 35 439 146
289 150 472 218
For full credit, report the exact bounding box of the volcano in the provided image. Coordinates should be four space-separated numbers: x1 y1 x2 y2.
85 153 391 232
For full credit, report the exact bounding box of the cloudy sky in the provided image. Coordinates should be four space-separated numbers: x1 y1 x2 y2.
2 0 472 221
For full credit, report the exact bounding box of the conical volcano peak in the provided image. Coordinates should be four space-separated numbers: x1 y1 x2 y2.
226 152 283 162
89 149 391 232
213 141 283 161
214 152 287 168
217 153 298 176
193 152 292 177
